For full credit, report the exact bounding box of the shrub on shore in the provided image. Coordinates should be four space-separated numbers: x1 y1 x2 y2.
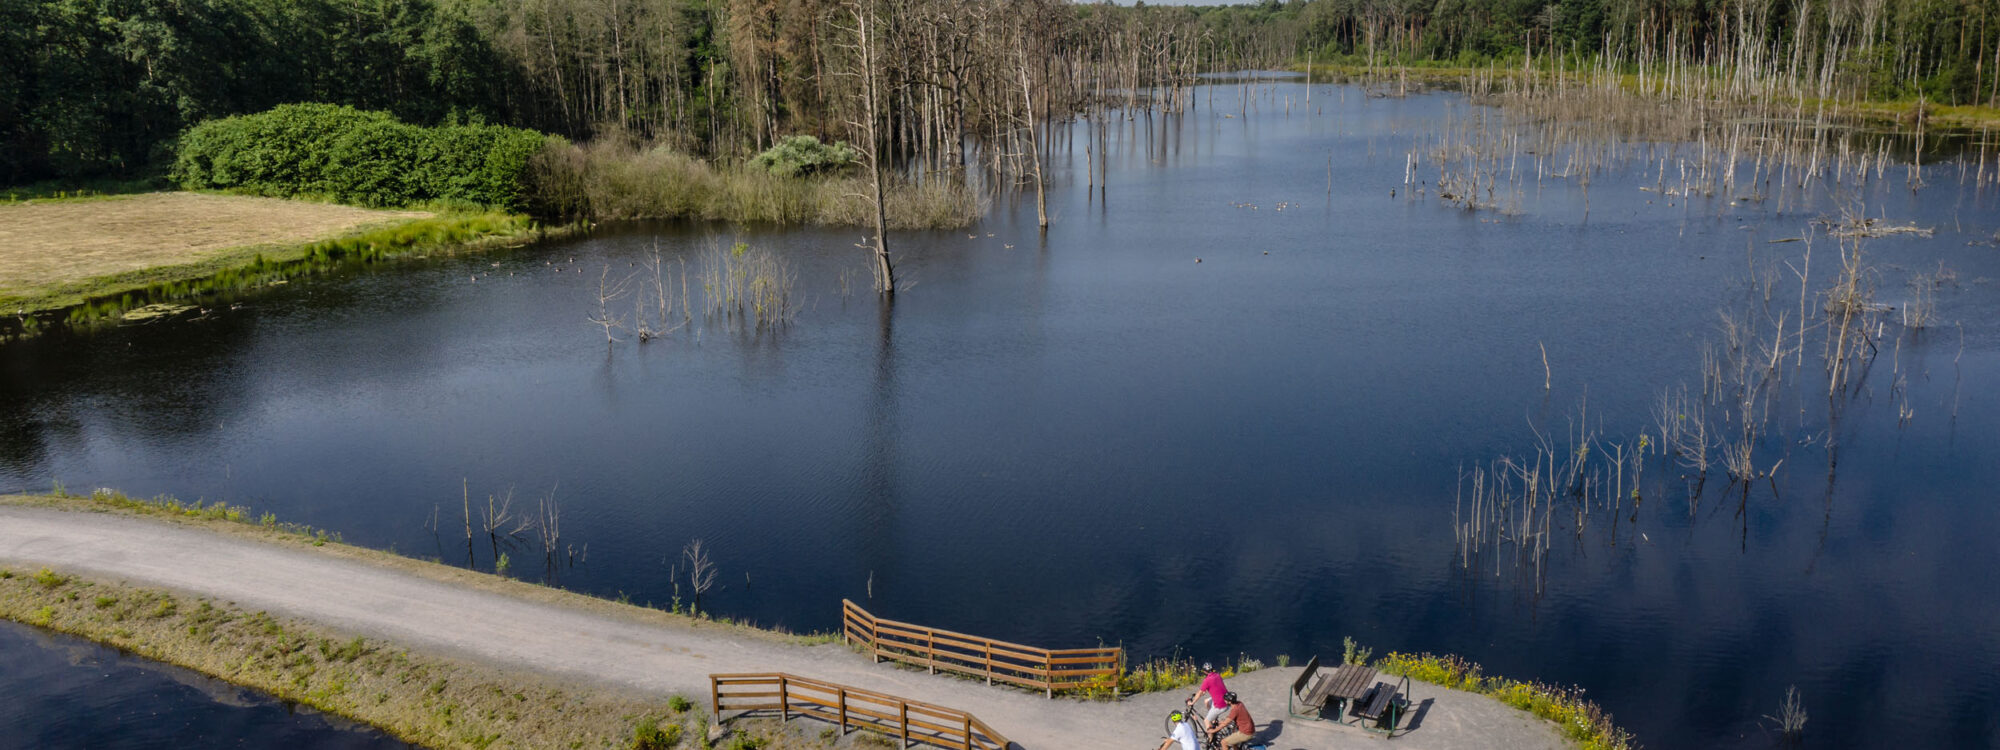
749 136 860 178
174 104 550 211
528 138 981 229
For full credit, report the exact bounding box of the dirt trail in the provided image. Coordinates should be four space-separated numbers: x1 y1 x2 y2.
0 505 1565 750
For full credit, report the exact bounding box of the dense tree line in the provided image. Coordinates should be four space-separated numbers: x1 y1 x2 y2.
1 0 515 184
1286 0 2000 106
1 0 1221 185
7 0 1996 186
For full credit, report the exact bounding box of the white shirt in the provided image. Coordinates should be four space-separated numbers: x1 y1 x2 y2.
1170 721 1201 750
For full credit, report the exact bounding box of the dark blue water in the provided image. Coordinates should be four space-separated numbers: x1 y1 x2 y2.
3 82 1998 748
0 620 409 749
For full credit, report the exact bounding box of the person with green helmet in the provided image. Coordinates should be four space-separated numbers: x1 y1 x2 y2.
1155 709 1202 750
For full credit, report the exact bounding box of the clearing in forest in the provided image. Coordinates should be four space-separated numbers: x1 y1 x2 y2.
0 192 429 309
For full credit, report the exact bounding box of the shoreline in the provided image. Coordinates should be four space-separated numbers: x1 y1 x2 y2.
0 491 1615 750
0 192 580 342
0 568 685 750
1286 61 2000 132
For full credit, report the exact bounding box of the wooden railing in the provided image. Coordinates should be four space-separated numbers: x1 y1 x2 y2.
842 599 1122 698
709 672 1010 750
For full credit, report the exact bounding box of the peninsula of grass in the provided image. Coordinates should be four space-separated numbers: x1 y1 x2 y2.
0 192 562 340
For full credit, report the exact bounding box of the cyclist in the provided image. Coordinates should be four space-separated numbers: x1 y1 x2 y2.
1186 663 1229 724
1205 691 1257 750
1155 710 1202 750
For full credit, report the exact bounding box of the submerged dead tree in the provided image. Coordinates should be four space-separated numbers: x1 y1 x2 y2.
844 0 895 294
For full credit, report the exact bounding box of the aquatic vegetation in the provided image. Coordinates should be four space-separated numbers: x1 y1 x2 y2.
1765 684 1809 742
699 242 798 331
1401 54 2000 221
527 139 982 229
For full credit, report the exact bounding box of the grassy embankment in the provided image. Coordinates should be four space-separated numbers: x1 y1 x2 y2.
0 490 865 750
1291 58 2000 131
0 193 552 340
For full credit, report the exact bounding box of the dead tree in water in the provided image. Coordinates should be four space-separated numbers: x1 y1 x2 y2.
587 264 633 346
1016 41 1049 229
683 538 718 615
844 0 895 295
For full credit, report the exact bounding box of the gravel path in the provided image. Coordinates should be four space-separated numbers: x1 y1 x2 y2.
0 504 1567 750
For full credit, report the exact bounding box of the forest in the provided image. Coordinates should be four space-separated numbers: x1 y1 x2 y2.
6 0 1998 187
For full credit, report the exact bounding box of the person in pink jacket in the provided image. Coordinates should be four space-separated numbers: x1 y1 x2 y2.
1186 663 1229 724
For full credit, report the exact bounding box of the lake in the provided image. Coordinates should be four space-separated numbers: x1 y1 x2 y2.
0 619 408 748
3 79 1997 748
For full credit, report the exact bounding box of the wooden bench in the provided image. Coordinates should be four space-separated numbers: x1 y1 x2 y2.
1350 675 1411 737
1288 655 1329 720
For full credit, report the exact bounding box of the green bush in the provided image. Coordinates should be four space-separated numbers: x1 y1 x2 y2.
748 135 859 178
629 717 681 749
325 119 426 207
175 104 393 196
174 103 552 210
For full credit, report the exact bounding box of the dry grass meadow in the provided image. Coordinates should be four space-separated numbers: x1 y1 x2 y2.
0 192 428 309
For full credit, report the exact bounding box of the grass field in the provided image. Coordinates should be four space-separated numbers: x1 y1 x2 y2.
0 192 428 311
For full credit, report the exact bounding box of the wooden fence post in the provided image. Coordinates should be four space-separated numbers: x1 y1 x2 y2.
962 714 973 749
927 628 936 674
710 676 720 718
837 688 848 736
1115 649 1124 698
778 675 788 722
899 702 910 749
984 641 993 686
1044 650 1053 699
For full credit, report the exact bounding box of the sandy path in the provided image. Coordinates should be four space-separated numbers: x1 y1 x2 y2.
0 505 1565 750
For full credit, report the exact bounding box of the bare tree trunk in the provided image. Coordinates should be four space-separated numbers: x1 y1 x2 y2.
851 0 895 294
1017 46 1049 229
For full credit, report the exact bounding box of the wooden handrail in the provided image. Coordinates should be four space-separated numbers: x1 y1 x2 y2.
711 672 1011 750
841 599 1122 698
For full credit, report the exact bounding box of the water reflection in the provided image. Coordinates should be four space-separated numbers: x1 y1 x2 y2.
2 83 1998 748
0 620 409 749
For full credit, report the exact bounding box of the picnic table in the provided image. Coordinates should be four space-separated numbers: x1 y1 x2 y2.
1291 658 1379 723
1321 664 1379 723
